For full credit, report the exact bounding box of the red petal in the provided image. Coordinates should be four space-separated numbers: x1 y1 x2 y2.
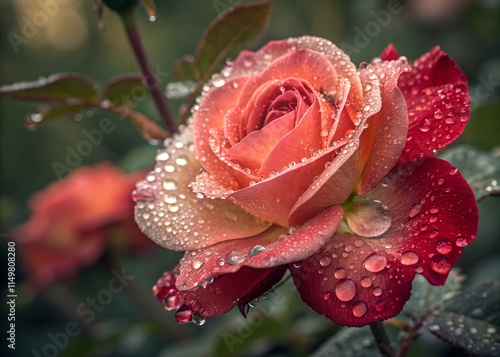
398 47 470 162
379 44 399 61
356 57 411 194
290 233 414 327
359 156 478 285
176 205 343 290
134 123 270 251
154 265 286 321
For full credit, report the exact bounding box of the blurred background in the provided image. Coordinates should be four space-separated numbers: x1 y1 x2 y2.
1 0 499 356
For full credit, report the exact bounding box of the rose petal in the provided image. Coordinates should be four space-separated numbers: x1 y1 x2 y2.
290 232 414 327
134 122 271 251
396 47 470 162
356 57 411 194
358 156 478 285
194 76 250 180
154 265 286 320
379 44 399 61
176 205 343 290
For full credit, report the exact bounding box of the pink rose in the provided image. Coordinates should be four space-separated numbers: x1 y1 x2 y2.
135 37 478 326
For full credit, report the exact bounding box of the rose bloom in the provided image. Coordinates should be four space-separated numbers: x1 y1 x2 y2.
13 163 151 291
134 37 478 326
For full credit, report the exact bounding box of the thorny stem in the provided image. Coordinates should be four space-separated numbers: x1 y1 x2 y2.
370 322 395 357
121 11 178 135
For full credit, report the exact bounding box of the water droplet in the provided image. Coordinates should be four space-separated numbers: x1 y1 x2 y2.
449 167 458 175
248 245 265 257
192 260 203 270
346 199 392 238
156 152 170 161
375 300 386 312
419 119 431 132
455 236 468 247
335 279 357 302
429 206 439 214
360 276 373 288
429 229 439 239
212 74 225 87
334 268 346 279
373 287 383 296
322 292 331 300
132 186 156 202
430 255 451 274
163 179 177 191
175 305 192 323
320 256 332 267
175 155 188 166
401 251 419 265
436 238 452 254
434 110 444 119
149 15 156 22
164 295 180 311
409 203 422 218
364 254 387 273
352 302 367 317
226 250 245 265
192 313 206 326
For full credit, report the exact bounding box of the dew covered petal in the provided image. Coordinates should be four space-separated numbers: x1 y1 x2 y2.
134 121 271 251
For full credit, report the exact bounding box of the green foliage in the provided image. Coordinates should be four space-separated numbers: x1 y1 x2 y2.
424 281 500 356
103 74 146 106
439 145 500 201
311 326 378 357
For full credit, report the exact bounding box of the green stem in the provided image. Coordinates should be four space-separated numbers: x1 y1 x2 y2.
370 322 395 357
120 11 178 135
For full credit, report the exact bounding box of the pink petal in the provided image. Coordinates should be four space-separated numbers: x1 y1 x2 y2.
397 47 470 162
359 156 478 286
134 123 270 251
154 265 286 320
290 233 414 327
176 205 343 290
194 76 250 180
356 57 411 194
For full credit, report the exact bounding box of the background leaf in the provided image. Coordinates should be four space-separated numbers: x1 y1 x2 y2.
439 145 500 201
423 281 500 356
103 74 147 106
0 73 100 103
310 326 378 357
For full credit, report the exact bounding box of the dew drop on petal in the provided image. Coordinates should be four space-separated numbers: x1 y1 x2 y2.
346 199 392 238
192 313 206 326
334 268 346 279
449 167 458 175
175 305 192 323
430 255 452 274
164 295 180 311
323 292 331 300
226 250 245 265
363 254 387 273
436 238 452 254
375 300 386 312
335 278 357 302
192 260 203 270
409 203 422 218
456 236 468 247
163 179 178 191
248 245 266 257
319 256 332 267
420 118 431 132
401 251 419 265
373 287 383 297
352 302 367 317
360 276 373 288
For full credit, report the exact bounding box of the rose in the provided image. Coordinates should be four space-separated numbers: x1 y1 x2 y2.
134 37 478 326
13 163 151 291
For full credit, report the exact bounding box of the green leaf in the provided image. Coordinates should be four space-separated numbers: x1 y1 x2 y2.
439 145 500 201
424 281 500 356
24 104 89 130
311 326 378 357
0 73 100 103
193 0 273 84
403 269 464 321
103 74 147 106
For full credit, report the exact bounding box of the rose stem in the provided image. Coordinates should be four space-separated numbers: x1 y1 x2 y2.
120 11 178 135
370 322 395 357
